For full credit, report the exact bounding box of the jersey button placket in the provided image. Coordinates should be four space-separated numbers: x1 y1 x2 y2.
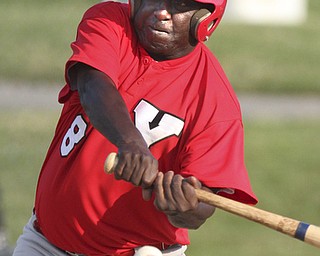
137 78 144 85
143 57 151 65
137 57 152 86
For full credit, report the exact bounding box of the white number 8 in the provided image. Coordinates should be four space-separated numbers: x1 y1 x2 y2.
60 115 87 157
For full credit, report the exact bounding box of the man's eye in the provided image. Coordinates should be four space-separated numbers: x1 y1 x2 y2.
174 0 187 8
173 0 200 11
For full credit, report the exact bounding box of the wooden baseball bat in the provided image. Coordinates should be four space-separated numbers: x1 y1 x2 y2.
104 152 320 249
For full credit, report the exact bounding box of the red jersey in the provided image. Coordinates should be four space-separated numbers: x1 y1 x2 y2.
35 2 257 255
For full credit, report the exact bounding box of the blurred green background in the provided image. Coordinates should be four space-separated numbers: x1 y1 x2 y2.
1 0 320 94
0 0 319 255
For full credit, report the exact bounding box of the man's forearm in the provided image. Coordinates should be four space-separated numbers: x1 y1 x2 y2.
74 64 146 148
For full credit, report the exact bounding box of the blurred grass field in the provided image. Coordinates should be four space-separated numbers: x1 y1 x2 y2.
211 0 320 94
1 0 320 93
1 0 320 255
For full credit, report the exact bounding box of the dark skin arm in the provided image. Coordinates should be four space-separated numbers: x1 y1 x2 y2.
69 63 216 229
69 63 158 190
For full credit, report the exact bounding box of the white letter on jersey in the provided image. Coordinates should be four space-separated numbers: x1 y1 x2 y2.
134 100 184 147
60 115 87 157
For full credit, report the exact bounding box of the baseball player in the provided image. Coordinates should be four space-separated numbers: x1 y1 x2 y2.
13 0 257 255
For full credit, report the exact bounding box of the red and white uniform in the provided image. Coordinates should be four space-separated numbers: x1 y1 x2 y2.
35 2 257 255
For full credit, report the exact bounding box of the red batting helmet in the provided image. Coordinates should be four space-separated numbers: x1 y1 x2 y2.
129 0 227 42
190 0 227 41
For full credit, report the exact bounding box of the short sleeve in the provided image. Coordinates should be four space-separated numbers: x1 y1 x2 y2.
180 119 257 205
64 2 130 87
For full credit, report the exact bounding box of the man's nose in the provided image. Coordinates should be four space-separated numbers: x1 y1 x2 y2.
153 1 172 20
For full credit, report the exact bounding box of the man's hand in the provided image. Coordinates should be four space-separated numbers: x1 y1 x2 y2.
151 171 216 229
113 144 158 194
104 153 216 229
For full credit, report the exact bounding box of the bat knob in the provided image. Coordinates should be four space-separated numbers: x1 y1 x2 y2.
104 152 118 174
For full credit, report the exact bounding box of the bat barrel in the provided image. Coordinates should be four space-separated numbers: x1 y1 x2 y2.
195 189 320 248
295 223 320 248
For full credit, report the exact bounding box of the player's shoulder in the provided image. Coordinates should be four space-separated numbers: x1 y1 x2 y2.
199 43 222 67
197 43 241 113
83 1 129 20
199 43 230 84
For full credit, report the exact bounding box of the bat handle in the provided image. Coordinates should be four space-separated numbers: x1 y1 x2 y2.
104 152 118 174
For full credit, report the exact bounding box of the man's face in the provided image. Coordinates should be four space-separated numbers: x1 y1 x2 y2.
133 0 203 61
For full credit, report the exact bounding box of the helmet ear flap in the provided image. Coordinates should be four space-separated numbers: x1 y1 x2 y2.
129 0 141 19
190 9 213 42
